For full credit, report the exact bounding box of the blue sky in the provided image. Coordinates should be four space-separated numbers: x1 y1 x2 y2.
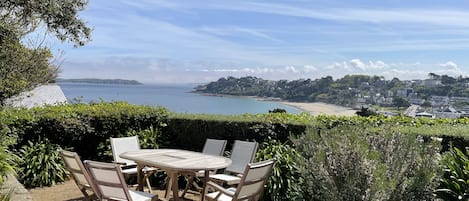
45 0 469 84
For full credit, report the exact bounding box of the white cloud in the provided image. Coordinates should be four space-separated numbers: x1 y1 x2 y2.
370 60 387 69
60 55 469 85
303 65 317 72
208 2 469 28
200 26 283 43
326 59 389 71
349 59 366 70
326 62 350 70
412 62 421 66
380 69 428 80
114 0 469 29
284 66 298 73
439 61 459 70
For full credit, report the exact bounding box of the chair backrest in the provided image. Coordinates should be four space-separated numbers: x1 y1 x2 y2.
202 139 227 156
110 136 140 165
60 150 94 191
84 160 133 201
226 140 258 174
234 159 274 201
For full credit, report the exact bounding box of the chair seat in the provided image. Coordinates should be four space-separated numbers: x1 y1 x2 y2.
122 167 138 174
196 170 215 177
129 190 158 201
206 188 239 201
209 174 241 185
121 166 157 175
205 160 274 201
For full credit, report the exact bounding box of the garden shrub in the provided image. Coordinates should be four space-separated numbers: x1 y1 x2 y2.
164 113 306 152
435 147 469 200
256 140 304 201
2 102 169 160
17 140 67 188
0 147 14 185
293 125 440 201
3 103 469 160
96 125 162 161
0 115 17 185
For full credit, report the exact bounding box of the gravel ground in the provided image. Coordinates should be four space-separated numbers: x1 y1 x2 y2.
29 180 87 201
29 180 200 201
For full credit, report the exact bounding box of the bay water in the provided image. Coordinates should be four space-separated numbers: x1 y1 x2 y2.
59 83 301 115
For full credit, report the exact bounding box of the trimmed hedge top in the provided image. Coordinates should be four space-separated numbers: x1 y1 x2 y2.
3 102 469 159
1 102 169 159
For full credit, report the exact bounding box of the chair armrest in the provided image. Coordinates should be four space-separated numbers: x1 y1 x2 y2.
112 161 137 169
112 161 127 166
206 181 235 196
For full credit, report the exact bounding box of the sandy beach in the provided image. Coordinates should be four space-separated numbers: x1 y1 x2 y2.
281 101 357 116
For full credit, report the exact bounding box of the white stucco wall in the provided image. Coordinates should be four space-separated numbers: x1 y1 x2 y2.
6 84 67 108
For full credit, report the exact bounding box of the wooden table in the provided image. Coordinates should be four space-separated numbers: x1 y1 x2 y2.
120 149 232 201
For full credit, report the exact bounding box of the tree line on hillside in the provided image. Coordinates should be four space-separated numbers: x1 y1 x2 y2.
194 74 469 107
56 78 143 85
0 0 91 106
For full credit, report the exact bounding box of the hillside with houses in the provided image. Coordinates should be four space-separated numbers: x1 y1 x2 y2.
195 73 469 118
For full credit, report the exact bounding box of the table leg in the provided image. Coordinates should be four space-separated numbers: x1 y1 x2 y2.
171 171 179 201
136 164 144 191
165 172 173 199
201 170 209 201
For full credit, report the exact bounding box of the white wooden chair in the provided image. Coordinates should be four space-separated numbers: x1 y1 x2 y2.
110 136 157 193
202 139 228 156
84 160 158 201
181 139 227 197
60 150 96 201
205 159 274 201
209 140 258 185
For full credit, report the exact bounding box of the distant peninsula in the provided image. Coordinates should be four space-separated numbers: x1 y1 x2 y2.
56 78 143 85
194 73 469 110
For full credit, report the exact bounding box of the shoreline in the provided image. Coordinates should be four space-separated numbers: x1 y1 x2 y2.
279 101 357 116
195 92 357 116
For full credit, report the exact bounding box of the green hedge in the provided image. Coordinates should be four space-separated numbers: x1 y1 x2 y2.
164 113 469 152
4 102 469 199
163 113 306 151
1 102 169 160
3 103 469 160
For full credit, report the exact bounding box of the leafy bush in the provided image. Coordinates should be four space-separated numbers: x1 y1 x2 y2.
435 147 469 200
293 125 440 201
0 118 17 185
256 140 304 201
17 140 67 188
131 125 160 149
2 102 169 160
96 125 162 161
3 103 469 160
0 147 15 185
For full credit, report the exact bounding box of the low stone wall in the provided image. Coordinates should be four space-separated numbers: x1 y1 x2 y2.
0 173 32 201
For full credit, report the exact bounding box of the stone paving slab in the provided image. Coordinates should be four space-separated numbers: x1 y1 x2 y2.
1 173 32 201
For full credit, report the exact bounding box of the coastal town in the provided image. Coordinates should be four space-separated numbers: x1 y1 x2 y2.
195 74 469 118
354 78 469 118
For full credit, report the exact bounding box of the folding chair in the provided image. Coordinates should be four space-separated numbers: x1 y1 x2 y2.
110 136 157 193
181 139 227 197
60 150 96 201
205 159 275 201
209 140 258 185
84 160 158 201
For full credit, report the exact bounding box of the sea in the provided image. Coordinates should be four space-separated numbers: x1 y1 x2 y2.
58 83 301 115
